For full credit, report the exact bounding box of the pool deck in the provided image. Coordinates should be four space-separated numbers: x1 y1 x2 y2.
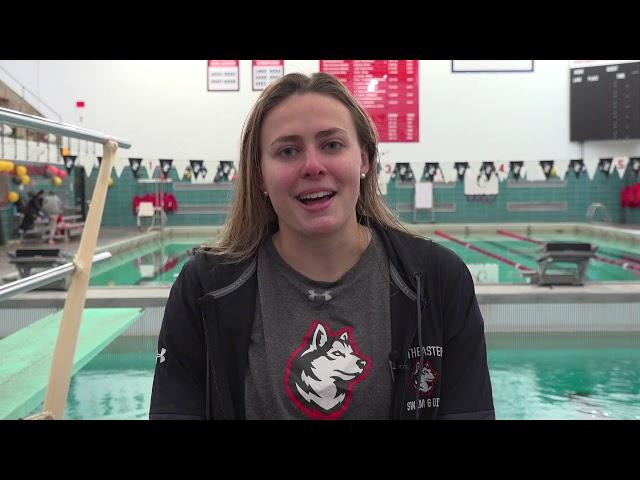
3 281 639 309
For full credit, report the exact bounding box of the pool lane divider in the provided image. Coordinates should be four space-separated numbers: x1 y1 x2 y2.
434 230 534 273
497 229 640 274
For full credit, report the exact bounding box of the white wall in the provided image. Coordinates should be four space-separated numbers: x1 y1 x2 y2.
1 60 639 174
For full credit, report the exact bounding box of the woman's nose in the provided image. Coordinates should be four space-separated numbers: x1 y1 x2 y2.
301 149 326 178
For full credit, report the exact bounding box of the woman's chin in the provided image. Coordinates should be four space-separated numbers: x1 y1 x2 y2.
295 217 344 237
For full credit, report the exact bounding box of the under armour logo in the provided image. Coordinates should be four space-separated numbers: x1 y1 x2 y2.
308 290 332 301
156 348 166 363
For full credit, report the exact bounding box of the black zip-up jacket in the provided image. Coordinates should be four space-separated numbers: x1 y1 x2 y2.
150 222 495 420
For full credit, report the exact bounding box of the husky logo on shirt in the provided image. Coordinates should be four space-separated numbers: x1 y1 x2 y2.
284 321 371 420
410 359 439 398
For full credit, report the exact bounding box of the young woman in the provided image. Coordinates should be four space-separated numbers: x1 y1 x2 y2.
150 72 494 420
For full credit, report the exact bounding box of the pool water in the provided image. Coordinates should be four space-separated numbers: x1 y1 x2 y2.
90 240 209 287
438 232 640 284
45 333 640 420
90 232 640 286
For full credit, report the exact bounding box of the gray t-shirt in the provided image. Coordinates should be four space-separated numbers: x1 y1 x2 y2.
245 229 392 420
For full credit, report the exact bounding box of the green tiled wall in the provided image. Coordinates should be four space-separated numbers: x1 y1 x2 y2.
0 206 15 245
87 166 235 228
385 167 640 225
44 164 640 229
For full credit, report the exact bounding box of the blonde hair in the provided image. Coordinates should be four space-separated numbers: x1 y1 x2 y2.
205 72 416 262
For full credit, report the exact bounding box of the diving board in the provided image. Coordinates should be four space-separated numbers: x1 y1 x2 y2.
0 308 142 420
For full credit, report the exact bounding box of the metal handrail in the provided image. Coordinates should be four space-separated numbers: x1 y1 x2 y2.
0 65 63 122
0 251 112 303
586 203 613 224
0 107 131 149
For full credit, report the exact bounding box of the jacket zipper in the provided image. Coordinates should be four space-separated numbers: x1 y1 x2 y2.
202 313 228 420
393 273 427 420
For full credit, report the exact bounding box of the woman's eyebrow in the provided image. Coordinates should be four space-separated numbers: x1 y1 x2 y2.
270 128 348 147
270 135 302 147
315 127 348 139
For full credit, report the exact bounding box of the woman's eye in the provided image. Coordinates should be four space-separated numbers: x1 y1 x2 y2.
324 141 343 151
279 147 298 157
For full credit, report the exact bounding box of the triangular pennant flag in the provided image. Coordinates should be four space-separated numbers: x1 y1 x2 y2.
630 157 640 178
598 158 613 177
97 156 102 166
159 159 173 177
481 162 496 182
190 160 204 179
393 162 414 182
129 158 142 178
464 162 498 195
214 161 235 182
613 157 629 179
182 166 193 181
539 160 555 180
494 161 508 181
454 162 470 181
569 159 585 178
63 155 77 174
424 162 440 182
509 161 524 180
200 166 208 180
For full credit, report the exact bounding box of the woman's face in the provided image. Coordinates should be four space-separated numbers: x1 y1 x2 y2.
260 93 369 239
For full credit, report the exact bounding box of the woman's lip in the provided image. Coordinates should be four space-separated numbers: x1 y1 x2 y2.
296 189 336 198
297 193 335 212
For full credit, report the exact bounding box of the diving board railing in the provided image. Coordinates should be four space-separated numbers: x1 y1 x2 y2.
0 251 112 302
0 106 131 420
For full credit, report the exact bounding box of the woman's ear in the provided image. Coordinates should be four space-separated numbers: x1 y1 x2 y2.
360 149 370 175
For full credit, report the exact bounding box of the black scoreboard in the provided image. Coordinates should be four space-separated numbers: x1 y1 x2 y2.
570 62 640 142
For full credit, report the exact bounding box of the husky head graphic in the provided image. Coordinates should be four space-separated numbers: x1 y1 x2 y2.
285 322 371 419
411 360 439 398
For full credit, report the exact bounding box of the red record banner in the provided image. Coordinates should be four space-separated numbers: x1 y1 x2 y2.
320 60 419 142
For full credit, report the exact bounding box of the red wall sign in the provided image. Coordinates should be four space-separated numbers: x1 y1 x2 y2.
252 60 284 91
208 60 240 91
320 60 419 142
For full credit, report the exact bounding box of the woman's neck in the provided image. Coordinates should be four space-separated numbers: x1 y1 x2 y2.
272 221 372 283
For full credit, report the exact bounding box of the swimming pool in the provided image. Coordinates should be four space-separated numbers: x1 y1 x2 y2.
32 333 640 420
89 226 640 285
90 238 210 287
8 223 639 419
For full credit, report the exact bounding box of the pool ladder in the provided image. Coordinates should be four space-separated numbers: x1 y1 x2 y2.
586 203 613 224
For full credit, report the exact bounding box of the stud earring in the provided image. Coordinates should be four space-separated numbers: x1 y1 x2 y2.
263 191 268 196
360 173 366 179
